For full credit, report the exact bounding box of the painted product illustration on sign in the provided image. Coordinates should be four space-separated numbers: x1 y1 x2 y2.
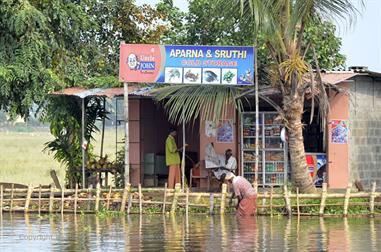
203 68 220 84
184 68 201 84
165 67 182 83
222 68 237 84
331 120 348 144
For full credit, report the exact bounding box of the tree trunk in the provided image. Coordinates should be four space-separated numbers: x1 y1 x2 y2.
283 94 316 193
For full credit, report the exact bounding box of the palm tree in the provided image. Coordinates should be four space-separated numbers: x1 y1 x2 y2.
233 0 361 193
154 0 361 193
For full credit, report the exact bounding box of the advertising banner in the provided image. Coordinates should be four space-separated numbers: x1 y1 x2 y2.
119 44 255 85
330 119 348 144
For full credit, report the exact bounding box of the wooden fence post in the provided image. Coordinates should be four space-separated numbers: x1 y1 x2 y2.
283 184 291 216
74 184 78 215
162 183 168 214
262 191 268 215
138 184 142 214
319 183 328 216
120 183 130 212
87 185 93 211
170 183 181 214
252 181 258 195
61 186 65 214
95 183 101 212
343 183 352 216
10 183 14 212
49 185 55 213
0 185 3 214
38 185 42 215
270 186 273 217
220 183 227 215
186 188 189 217
127 194 132 214
209 193 214 215
24 185 33 213
369 182 376 217
296 187 300 217
106 185 112 210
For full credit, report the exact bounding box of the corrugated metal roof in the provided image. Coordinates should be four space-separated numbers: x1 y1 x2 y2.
320 72 358 85
51 85 153 98
51 71 380 99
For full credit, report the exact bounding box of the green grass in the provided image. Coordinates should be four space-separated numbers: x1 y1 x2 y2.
0 131 63 186
0 128 117 186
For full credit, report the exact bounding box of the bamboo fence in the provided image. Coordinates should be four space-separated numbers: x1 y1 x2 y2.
0 182 380 217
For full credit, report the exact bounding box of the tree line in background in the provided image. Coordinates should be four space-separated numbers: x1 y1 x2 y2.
0 0 356 190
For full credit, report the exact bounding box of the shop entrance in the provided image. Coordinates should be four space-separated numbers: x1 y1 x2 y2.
140 98 200 187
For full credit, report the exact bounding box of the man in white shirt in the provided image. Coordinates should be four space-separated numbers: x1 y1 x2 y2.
213 149 237 181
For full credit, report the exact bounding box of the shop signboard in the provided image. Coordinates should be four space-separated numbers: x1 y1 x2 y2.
119 44 255 85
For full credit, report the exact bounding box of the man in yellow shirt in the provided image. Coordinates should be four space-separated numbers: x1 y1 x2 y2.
165 127 182 189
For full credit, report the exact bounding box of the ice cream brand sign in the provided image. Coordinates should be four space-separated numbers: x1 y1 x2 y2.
119 44 255 85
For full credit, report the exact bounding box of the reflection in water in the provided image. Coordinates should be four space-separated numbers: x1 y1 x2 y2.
0 213 381 251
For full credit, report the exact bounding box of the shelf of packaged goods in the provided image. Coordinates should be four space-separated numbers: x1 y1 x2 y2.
264 161 284 163
243 161 259 163
263 148 283 151
264 124 283 126
263 171 284 174
243 149 263 151
243 136 262 138
243 172 263 174
263 136 281 138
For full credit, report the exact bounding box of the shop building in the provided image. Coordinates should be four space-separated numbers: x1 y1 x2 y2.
54 68 381 190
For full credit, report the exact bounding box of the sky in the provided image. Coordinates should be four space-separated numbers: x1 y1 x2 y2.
136 0 381 72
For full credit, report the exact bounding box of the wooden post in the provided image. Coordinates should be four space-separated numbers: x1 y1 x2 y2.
170 183 181 214
24 185 33 213
61 187 65 215
106 185 112 210
220 183 227 215
86 185 93 211
181 114 186 191
252 181 258 195
254 44 259 184
38 185 42 215
270 186 273 217
120 183 130 212
296 187 300 217
0 185 3 214
209 193 214 215
343 183 352 216
262 191 268 214
95 183 101 212
127 194 132 214
10 183 14 212
283 184 291 216
81 98 86 189
74 184 78 215
162 183 167 214
319 183 328 216
50 170 62 190
369 182 376 217
49 186 54 213
138 184 142 214
123 80 130 186
185 188 189 217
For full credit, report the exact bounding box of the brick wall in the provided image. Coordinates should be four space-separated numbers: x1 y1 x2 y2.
349 76 381 190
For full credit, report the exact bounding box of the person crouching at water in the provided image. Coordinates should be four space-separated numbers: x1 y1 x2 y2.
225 172 257 216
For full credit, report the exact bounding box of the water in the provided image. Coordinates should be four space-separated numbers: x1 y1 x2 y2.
0 213 380 251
